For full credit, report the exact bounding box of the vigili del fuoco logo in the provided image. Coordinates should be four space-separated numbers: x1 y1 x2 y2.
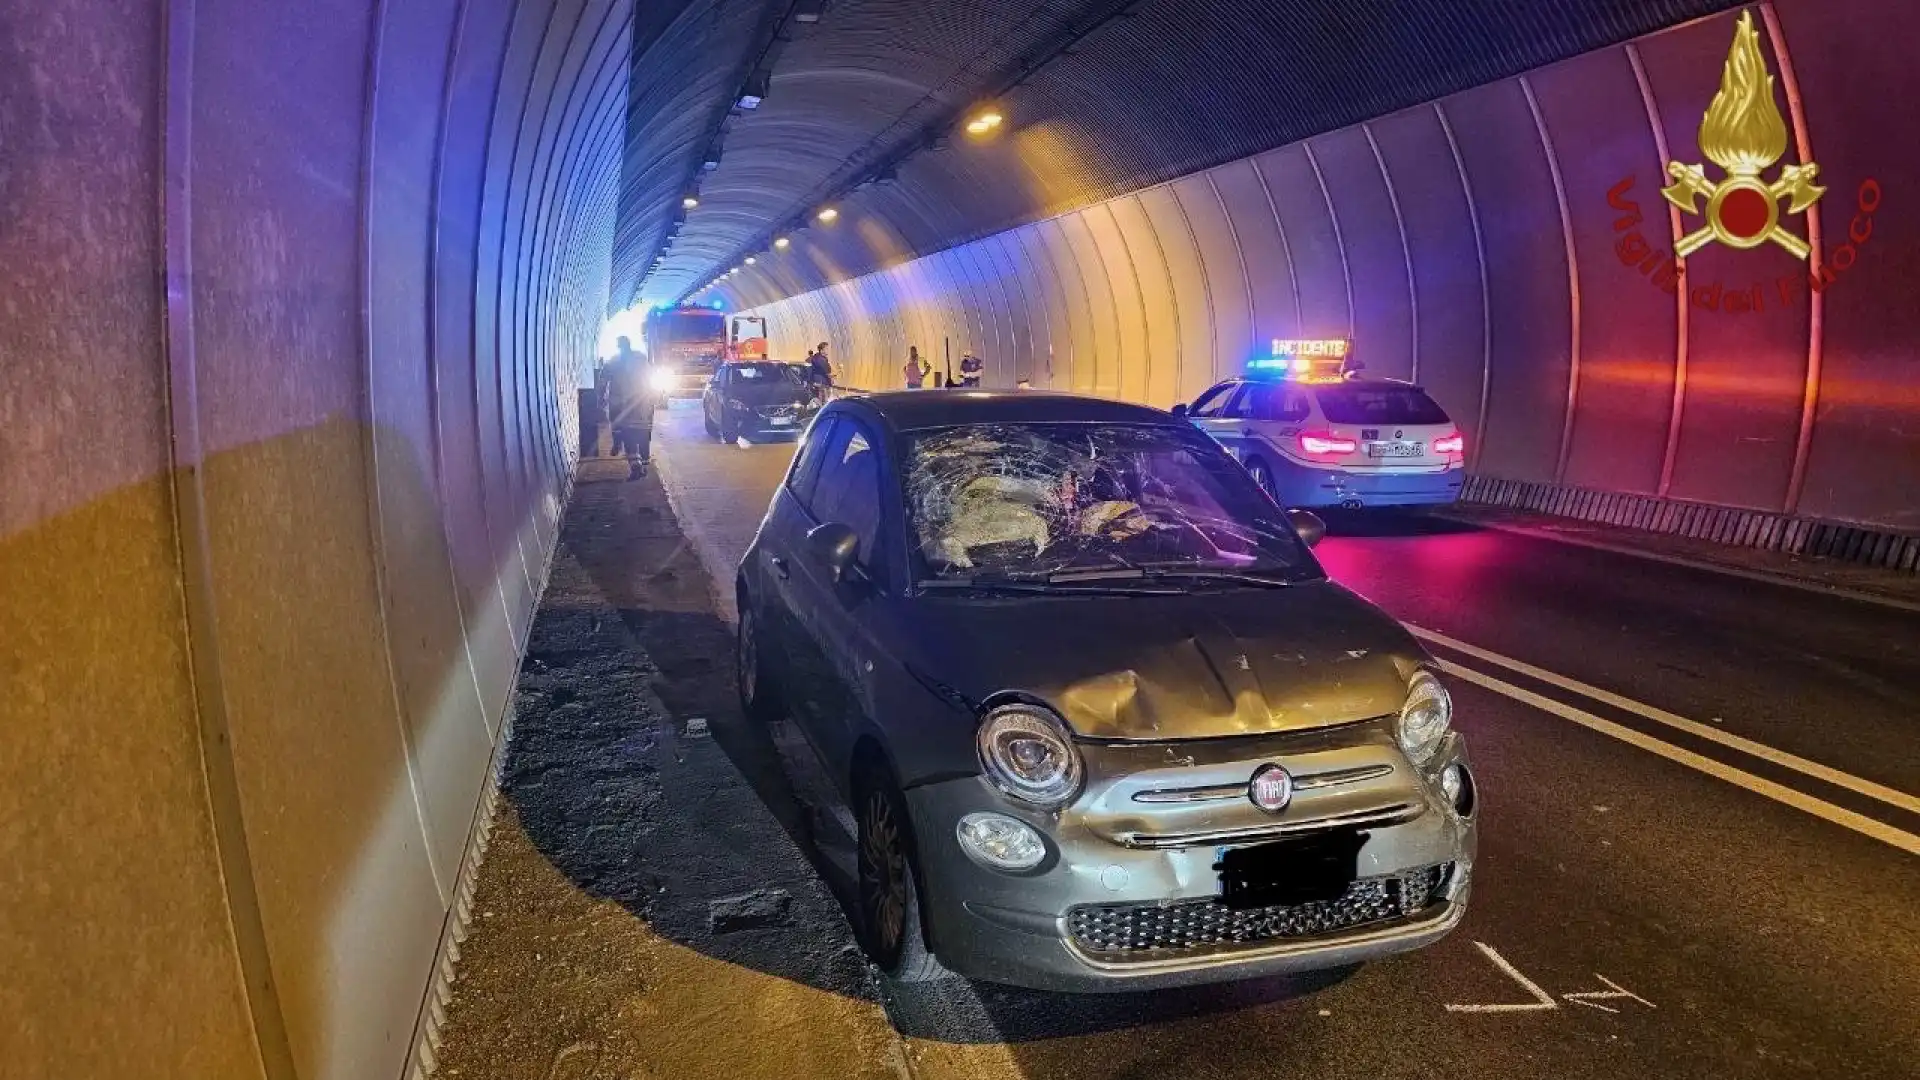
1606 10 1880 313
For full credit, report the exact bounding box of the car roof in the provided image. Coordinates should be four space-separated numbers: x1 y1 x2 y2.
831 389 1178 432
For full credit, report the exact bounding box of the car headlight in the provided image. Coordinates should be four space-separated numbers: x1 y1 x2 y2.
648 368 677 393
1397 670 1452 766
976 704 1083 809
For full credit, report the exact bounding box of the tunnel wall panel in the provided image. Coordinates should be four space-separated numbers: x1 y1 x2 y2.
1209 159 1292 370
1527 47 1676 495
1170 174 1252 392
1315 127 1415 382
1084 203 1148 402
736 0 1911 534
1778 1 1920 528
0 3 266 1078
1369 106 1491 448
1138 183 1218 405
1445 81 1575 485
1258 146 1349 343
1 0 630 1077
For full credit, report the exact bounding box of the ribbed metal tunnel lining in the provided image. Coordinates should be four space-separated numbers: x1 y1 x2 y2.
612 0 1745 309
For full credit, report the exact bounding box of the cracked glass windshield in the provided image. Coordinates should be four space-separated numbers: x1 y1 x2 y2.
903 422 1312 581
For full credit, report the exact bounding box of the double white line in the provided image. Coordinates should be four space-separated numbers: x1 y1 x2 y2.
1408 625 1920 858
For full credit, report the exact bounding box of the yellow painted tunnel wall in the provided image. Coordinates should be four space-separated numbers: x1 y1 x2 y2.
0 0 629 1078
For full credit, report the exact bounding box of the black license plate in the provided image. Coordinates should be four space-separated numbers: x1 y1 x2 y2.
1215 830 1367 910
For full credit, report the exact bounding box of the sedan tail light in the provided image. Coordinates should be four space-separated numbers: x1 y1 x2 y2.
1432 433 1465 455
1299 432 1358 456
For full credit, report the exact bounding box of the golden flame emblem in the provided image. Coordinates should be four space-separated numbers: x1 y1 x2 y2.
1662 10 1824 259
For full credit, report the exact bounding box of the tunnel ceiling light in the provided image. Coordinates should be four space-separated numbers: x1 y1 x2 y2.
775 236 790 249
682 196 699 209
745 256 757 265
816 206 839 223
965 108 1003 136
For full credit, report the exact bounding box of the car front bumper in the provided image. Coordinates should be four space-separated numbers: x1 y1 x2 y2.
902 736 1478 992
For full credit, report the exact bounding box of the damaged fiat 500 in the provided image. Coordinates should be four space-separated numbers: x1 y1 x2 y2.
734 390 1477 991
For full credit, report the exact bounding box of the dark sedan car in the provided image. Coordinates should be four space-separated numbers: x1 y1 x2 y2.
734 391 1477 991
702 360 819 442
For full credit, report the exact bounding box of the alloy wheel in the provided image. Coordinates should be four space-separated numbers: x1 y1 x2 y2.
1249 459 1277 501
859 789 909 962
737 607 758 708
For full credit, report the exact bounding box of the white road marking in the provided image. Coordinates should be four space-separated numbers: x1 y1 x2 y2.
1445 941 1559 1013
1434 659 1920 858
1563 974 1655 1013
1409 625 1920 818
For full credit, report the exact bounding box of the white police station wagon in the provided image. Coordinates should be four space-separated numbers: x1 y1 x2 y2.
1173 340 1466 511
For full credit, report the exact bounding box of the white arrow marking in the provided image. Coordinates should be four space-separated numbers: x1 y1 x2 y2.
1563 974 1655 1013
1444 941 1559 1013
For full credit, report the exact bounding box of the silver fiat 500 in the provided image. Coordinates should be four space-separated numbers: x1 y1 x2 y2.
735 390 1477 991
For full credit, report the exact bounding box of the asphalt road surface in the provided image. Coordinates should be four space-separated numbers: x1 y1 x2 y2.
444 400 1920 1080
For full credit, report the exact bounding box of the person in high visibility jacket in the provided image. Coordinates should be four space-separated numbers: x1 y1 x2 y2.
958 351 984 387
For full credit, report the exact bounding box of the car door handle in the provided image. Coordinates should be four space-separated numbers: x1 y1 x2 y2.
770 555 789 579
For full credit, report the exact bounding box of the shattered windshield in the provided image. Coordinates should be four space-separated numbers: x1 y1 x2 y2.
903 422 1313 581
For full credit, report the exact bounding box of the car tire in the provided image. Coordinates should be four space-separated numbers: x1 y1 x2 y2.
735 592 782 726
720 413 739 443
1246 456 1279 502
855 767 945 983
704 410 719 439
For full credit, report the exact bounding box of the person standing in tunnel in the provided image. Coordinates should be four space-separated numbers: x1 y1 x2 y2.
903 346 929 389
806 341 833 402
958 350 984 388
603 335 656 479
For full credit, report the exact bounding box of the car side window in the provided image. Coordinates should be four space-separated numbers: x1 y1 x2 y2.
809 421 884 566
1249 385 1310 423
1189 382 1242 418
1220 384 1260 420
785 416 838 511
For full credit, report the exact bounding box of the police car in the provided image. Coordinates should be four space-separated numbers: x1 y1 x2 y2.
1172 339 1466 510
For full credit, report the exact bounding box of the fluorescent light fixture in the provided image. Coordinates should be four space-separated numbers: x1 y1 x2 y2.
774 236 790 249
965 108 1004 136
682 196 699 209
816 207 839 222
744 257 757 265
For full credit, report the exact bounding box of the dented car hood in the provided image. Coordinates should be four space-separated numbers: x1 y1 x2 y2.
911 581 1426 740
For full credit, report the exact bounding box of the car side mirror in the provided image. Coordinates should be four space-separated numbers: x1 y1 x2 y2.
1169 403 1189 418
1286 508 1327 548
807 522 866 583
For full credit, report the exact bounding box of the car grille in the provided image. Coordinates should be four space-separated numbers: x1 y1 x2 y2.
1067 863 1453 961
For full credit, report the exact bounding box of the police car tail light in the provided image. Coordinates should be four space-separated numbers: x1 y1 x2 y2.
1433 433 1465 455
1299 432 1358 456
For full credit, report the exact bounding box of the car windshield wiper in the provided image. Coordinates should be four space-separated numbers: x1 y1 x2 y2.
917 574 1183 596
1049 566 1300 589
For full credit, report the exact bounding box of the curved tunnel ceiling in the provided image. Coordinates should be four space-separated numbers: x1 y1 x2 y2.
614 0 1745 310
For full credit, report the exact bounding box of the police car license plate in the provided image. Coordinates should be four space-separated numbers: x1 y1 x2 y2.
1370 441 1422 458
769 416 794 426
